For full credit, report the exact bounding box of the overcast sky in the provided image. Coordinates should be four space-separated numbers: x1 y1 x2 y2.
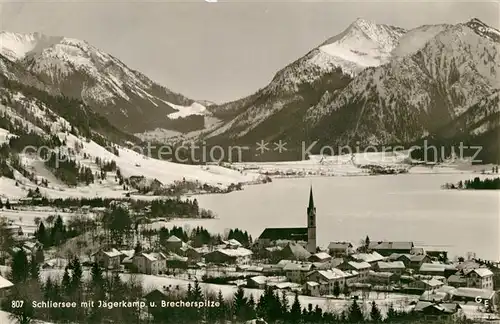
0 1 498 103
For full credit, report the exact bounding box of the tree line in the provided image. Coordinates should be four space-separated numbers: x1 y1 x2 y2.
442 177 500 190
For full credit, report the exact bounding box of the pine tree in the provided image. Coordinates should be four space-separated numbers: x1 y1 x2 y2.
370 301 382 322
348 299 364 323
71 257 82 291
290 292 301 323
10 249 29 283
35 222 47 246
29 256 40 280
5 199 11 209
387 303 397 321
233 285 248 321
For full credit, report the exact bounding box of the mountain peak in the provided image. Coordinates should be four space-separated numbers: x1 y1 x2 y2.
465 17 500 42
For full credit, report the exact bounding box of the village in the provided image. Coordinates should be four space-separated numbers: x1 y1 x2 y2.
0 187 499 323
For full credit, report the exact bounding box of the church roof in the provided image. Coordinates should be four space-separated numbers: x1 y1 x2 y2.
258 227 308 241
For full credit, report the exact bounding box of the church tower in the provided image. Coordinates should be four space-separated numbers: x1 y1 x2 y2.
306 186 316 253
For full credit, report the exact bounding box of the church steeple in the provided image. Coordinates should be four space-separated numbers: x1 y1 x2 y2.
306 186 316 253
307 186 315 213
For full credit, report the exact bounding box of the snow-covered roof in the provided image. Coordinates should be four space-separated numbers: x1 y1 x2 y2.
313 269 347 280
419 263 456 273
347 261 371 270
376 261 405 269
103 248 122 258
470 268 493 277
283 262 313 272
249 276 267 285
0 275 13 289
420 278 444 287
453 287 495 300
327 242 352 250
305 281 320 287
351 251 384 263
311 252 331 260
218 247 253 258
166 235 182 243
226 239 242 247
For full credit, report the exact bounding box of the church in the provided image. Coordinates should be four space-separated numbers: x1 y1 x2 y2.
256 186 317 253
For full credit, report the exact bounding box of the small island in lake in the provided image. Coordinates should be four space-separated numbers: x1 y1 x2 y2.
442 177 500 190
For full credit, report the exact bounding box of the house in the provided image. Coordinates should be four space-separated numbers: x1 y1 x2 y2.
306 269 347 295
419 263 457 276
165 252 188 269
350 251 385 265
451 287 496 306
368 271 394 285
247 276 268 289
447 275 467 288
303 281 321 297
178 245 202 262
308 252 332 263
277 243 311 261
327 242 353 257
413 301 459 321
93 248 122 269
411 278 445 291
389 253 411 266
133 252 167 275
463 268 494 290
374 261 406 274
368 241 414 256
283 262 313 283
409 255 432 270
256 228 308 248
165 235 183 251
0 275 13 303
338 261 371 282
203 247 253 265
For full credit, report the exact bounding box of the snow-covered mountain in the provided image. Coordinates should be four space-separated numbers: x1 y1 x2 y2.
0 31 208 134
307 19 499 145
205 18 499 162
205 19 406 144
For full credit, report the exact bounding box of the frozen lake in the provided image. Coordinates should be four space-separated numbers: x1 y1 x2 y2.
173 174 499 261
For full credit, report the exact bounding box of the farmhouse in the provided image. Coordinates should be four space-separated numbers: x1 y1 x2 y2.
338 261 371 281
368 241 414 256
327 242 353 257
283 262 313 283
203 247 253 265
374 261 406 274
278 243 311 261
93 248 122 269
308 252 332 263
165 235 183 251
303 281 321 297
133 252 167 275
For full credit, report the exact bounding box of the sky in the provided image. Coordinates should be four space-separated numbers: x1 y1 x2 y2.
0 0 498 103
